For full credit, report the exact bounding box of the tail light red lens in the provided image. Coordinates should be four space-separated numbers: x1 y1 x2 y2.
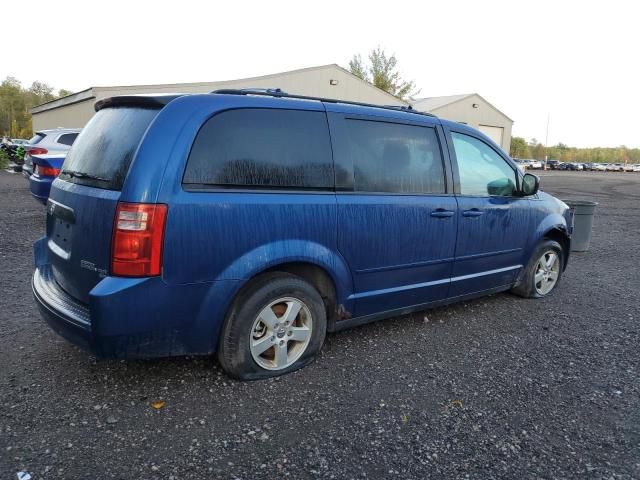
111 203 168 277
37 166 60 177
28 147 48 155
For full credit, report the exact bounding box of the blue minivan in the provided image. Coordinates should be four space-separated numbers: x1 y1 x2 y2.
33 90 572 379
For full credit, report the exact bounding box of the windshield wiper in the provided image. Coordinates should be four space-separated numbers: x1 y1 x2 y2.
61 169 110 182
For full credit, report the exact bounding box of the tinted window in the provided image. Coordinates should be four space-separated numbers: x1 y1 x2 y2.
184 109 333 189
345 119 445 194
60 107 159 190
57 133 78 146
28 133 45 145
452 132 517 196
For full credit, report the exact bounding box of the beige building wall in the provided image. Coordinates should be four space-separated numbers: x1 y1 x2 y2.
94 65 406 106
31 65 406 131
32 68 514 154
31 99 96 132
426 94 513 152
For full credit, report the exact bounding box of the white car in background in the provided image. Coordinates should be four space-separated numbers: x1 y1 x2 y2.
529 160 543 169
631 164 640 172
513 159 528 172
592 163 607 171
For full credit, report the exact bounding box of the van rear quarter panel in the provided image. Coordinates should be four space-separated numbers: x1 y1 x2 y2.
162 191 347 286
131 95 354 313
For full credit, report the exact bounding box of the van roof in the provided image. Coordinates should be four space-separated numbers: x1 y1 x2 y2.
95 90 437 120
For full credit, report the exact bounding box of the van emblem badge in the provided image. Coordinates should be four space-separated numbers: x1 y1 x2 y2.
80 260 108 277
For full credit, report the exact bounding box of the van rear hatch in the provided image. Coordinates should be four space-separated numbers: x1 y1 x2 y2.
46 101 165 304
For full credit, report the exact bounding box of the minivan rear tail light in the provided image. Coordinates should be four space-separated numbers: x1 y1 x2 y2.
111 203 167 277
37 166 60 177
28 147 48 155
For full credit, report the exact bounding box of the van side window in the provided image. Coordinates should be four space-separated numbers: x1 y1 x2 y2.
451 132 517 197
345 119 445 194
184 109 334 189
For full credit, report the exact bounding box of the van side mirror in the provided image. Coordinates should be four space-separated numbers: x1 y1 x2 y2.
520 173 539 196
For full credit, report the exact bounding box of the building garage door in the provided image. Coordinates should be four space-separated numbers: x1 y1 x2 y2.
478 125 504 146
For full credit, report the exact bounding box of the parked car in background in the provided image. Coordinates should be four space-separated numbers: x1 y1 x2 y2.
529 160 543 169
32 91 572 379
622 164 634 172
546 160 560 170
560 162 582 171
592 163 607 171
610 163 624 172
11 139 30 146
29 153 66 204
631 164 640 172
513 159 527 172
22 128 80 178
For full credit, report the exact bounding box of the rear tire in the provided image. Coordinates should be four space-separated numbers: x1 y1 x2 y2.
512 239 564 298
217 273 327 380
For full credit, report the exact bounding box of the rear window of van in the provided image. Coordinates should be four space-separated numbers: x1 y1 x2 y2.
59 107 159 190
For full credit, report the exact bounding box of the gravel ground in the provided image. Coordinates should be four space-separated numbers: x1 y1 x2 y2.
1 170 638 479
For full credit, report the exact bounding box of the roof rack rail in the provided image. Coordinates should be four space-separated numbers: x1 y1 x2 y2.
214 88 288 97
384 105 416 112
210 88 435 117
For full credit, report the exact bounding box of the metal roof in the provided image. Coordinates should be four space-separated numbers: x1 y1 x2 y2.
410 94 474 112
410 93 514 122
31 64 407 114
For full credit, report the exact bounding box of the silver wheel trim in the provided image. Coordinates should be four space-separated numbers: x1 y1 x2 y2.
249 297 313 371
534 250 560 295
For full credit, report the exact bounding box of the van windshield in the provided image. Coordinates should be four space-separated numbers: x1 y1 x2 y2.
60 106 159 190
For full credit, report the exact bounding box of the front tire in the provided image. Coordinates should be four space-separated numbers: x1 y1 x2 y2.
217 273 327 380
512 240 564 298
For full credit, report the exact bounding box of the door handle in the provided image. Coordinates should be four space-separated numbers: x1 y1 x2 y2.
430 209 455 218
462 208 484 217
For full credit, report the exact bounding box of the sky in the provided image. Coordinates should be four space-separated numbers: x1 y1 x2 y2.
3 0 638 148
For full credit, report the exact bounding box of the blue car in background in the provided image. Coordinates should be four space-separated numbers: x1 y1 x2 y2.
32 90 572 380
29 153 66 204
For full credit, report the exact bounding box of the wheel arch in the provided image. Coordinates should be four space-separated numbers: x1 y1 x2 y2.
530 211 571 270
217 239 354 324
542 226 571 270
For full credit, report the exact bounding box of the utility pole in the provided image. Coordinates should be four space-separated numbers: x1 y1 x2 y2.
544 113 550 170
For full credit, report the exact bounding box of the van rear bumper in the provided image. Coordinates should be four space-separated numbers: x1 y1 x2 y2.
32 265 94 353
32 260 241 359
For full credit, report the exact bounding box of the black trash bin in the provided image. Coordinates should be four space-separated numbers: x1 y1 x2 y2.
563 200 598 252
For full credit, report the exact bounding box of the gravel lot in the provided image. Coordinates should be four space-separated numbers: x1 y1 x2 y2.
1 170 638 479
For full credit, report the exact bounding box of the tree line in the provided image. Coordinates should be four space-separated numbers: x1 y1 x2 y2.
0 77 71 139
510 136 639 164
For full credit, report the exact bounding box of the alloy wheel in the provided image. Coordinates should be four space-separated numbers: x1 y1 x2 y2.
249 297 313 370
534 250 560 295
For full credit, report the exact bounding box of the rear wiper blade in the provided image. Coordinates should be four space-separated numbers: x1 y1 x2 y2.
61 169 110 182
